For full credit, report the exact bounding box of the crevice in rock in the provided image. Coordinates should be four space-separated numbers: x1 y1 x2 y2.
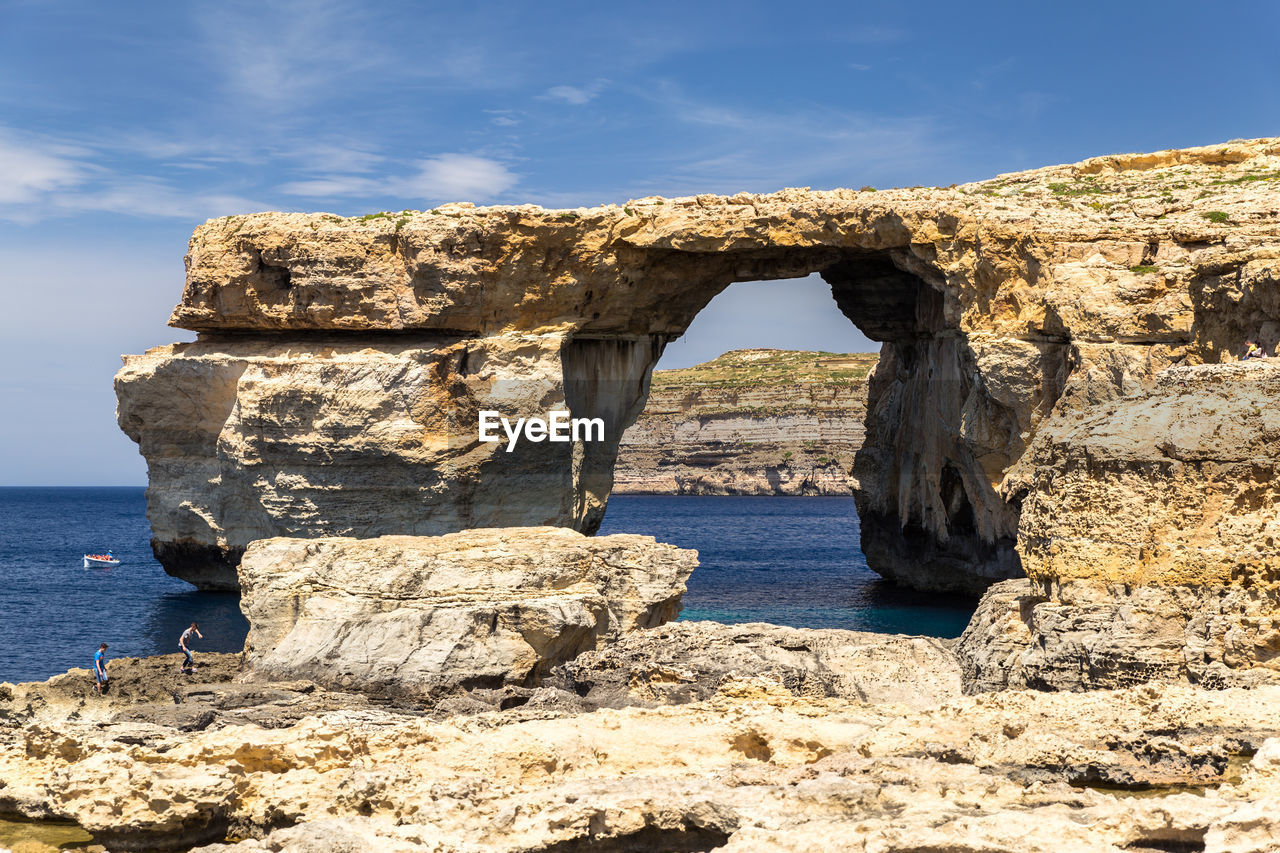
249 248 291 291
533 823 733 853
940 464 978 537
1122 836 1206 853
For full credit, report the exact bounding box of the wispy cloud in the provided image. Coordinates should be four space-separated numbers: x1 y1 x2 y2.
0 131 91 205
193 0 385 107
57 179 269 221
403 155 518 200
541 81 608 105
0 125 272 222
0 115 516 221
519 84 957 202
288 143 387 175
191 2 526 112
485 109 522 127
279 154 518 204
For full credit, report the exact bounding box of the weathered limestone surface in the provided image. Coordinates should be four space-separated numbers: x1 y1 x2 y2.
6 658 1280 851
117 334 660 589
613 349 873 495
237 528 697 698
958 361 1280 691
547 620 960 710
117 139 1280 592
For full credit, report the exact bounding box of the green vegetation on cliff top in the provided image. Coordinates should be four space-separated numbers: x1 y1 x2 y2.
651 349 878 389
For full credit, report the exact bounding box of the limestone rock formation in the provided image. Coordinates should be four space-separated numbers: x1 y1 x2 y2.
547 620 960 709
958 361 1280 691
116 334 656 589
612 349 873 495
117 139 1280 593
6 657 1280 851
237 528 697 698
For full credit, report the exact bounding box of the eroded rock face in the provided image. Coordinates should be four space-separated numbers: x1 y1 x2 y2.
117 139 1280 592
117 336 657 589
958 361 1280 691
236 528 697 698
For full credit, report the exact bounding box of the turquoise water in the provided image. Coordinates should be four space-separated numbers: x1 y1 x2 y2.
0 489 974 684
598 495 976 636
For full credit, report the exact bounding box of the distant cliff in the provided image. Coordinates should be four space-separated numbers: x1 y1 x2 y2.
613 349 875 495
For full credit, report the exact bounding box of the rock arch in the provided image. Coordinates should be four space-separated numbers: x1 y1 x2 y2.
118 139 1280 595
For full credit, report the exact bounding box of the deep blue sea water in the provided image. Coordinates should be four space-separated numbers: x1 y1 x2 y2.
0 489 975 684
0 488 248 684
599 495 975 637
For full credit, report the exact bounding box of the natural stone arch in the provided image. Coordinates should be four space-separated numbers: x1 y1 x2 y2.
559 246 1060 594
119 140 1280 593
142 233 1056 593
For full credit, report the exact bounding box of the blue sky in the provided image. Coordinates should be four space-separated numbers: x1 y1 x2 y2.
1 0 1277 484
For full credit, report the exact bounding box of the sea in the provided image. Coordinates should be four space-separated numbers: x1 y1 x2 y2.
0 488 976 684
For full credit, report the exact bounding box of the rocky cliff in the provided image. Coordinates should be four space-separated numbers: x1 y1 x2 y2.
957 360 1280 691
612 349 874 495
117 138 1280 596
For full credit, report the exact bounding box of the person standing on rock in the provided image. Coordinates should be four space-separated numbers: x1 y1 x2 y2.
179 622 203 674
93 643 109 695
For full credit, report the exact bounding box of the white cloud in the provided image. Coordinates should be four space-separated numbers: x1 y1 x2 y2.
56 179 270 220
288 143 386 175
277 176 383 198
279 154 518 204
0 125 274 222
403 154 517 201
0 116 515 221
485 110 521 127
542 81 607 105
0 132 89 204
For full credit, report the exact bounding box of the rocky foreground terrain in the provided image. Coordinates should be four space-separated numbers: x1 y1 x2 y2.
6 641 1280 851
612 349 875 495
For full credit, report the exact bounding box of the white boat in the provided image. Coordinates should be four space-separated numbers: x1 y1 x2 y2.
84 552 121 568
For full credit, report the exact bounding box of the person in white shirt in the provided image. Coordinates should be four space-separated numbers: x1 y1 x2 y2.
179 622 203 674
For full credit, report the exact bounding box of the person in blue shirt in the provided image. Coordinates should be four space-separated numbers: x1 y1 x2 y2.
93 643 108 695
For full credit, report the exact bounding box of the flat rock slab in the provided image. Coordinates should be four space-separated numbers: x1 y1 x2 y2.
238 528 697 699
548 620 962 710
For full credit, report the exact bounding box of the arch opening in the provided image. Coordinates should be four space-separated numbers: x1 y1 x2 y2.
563 242 1045 601
593 268 990 636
